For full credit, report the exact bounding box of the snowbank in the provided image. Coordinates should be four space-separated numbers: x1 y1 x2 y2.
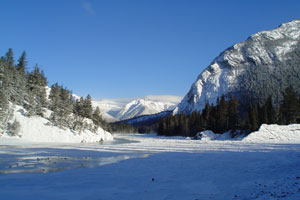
0 106 113 144
243 124 300 143
195 130 234 141
195 130 219 141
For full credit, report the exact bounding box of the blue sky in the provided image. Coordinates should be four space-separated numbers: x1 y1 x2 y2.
1 0 300 99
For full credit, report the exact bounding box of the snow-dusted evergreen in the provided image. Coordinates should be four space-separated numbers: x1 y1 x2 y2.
175 19 300 114
0 49 112 143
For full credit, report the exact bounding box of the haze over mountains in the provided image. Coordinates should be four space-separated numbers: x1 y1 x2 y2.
92 95 182 122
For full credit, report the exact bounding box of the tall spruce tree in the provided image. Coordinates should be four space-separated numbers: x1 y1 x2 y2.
15 51 27 104
281 85 299 124
248 103 259 131
0 61 8 133
216 95 227 133
5 48 14 67
227 96 239 136
83 94 93 119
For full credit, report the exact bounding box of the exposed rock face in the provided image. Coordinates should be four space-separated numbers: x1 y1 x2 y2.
175 20 300 114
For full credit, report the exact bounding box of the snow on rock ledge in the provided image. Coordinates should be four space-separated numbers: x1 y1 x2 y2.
0 107 113 144
243 124 300 143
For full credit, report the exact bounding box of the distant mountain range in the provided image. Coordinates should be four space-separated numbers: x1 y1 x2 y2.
174 19 300 114
92 95 182 122
84 20 300 124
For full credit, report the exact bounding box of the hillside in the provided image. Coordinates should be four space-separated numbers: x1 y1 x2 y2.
0 50 113 143
175 19 300 114
0 105 113 144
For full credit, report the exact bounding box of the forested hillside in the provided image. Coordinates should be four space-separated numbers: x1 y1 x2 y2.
157 86 300 137
0 48 106 136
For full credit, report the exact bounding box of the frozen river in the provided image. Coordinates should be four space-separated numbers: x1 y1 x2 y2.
0 137 144 174
0 133 300 199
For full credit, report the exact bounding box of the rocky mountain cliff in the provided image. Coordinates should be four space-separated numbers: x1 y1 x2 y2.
174 19 300 114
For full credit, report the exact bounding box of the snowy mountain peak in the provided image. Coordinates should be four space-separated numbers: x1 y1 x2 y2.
92 95 182 122
116 98 178 120
175 19 300 114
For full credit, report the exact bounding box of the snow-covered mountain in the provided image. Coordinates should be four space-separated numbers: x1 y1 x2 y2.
175 19 300 114
93 95 182 122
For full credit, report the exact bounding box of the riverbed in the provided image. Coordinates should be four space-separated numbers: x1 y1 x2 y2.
0 133 300 200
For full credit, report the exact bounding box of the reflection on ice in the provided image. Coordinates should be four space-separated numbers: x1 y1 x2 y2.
0 152 149 174
0 138 148 174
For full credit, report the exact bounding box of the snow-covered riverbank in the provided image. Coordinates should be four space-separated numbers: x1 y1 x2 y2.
0 106 113 144
0 133 300 199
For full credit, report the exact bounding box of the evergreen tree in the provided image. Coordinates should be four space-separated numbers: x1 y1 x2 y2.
17 51 27 71
264 96 275 124
49 83 61 122
216 95 227 133
26 65 47 116
58 87 73 128
83 94 93 119
281 85 299 124
92 106 104 130
15 51 27 104
247 103 259 131
3 49 17 103
5 48 14 67
0 90 9 134
227 96 239 136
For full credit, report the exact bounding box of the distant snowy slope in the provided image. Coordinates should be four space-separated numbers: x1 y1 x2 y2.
116 98 176 120
175 19 300 114
92 98 134 122
93 95 182 122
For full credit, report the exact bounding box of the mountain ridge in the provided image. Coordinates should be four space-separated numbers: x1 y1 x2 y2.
92 95 182 122
175 19 300 114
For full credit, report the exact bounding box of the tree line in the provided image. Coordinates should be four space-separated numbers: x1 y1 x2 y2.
157 86 300 137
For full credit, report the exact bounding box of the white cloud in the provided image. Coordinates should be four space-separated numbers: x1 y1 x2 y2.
82 1 95 15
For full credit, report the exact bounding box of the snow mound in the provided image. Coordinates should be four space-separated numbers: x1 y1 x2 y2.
0 106 113 144
195 130 244 141
195 130 219 141
243 124 300 143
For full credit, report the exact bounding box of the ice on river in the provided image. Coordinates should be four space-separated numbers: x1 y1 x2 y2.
0 133 299 200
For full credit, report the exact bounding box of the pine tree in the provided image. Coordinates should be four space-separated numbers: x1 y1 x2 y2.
83 94 93 119
227 96 239 136
0 90 9 134
4 49 17 103
25 65 47 116
92 106 104 131
264 96 275 124
248 104 259 131
58 87 73 128
17 51 27 71
15 51 27 105
281 85 299 124
216 95 227 133
49 83 61 122
5 48 14 67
